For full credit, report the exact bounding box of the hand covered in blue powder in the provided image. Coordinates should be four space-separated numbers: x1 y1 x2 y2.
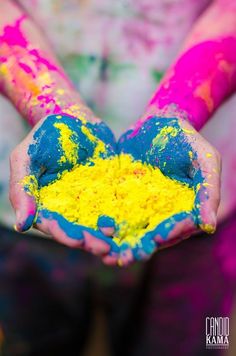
9 113 221 267
116 116 221 264
9 114 120 257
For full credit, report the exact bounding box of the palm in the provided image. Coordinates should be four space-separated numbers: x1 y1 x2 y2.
28 114 116 186
117 116 219 259
14 114 220 266
119 117 198 185
22 114 118 256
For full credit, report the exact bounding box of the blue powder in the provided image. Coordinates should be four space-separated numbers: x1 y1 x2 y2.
97 215 116 229
28 114 116 186
25 115 205 261
38 209 120 253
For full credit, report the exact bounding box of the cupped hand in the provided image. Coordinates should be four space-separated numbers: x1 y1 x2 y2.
116 115 221 264
9 114 221 266
9 113 119 257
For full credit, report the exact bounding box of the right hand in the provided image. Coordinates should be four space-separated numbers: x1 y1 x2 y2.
9 113 118 257
117 115 221 262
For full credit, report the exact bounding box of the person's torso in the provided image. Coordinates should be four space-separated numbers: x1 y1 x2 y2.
0 0 212 227
17 0 211 133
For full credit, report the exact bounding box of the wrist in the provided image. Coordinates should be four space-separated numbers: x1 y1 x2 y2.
147 38 236 131
148 89 210 131
129 104 190 136
143 101 204 131
26 89 99 126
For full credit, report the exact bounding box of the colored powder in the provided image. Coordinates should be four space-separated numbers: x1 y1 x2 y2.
36 154 195 247
54 122 78 165
151 126 178 152
80 125 106 157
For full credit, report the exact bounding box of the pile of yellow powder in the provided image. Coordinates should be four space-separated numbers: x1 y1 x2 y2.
38 154 195 247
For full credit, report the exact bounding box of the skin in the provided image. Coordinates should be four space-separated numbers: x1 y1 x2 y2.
0 0 235 266
118 116 221 262
0 2 117 258
201 95 236 223
114 0 235 265
10 113 117 240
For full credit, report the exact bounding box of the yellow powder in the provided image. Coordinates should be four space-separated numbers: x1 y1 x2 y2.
81 125 106 157
54 121 107 166
22 174 38 197
37 154 195 247
54 122 78 165
151 126 178 152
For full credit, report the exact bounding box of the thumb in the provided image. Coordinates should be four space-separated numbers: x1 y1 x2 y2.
194 148 221 234
9 144 37 232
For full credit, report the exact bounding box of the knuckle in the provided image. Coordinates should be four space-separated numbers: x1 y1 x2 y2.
206 144 221 163
214 149 221 163
8 190 14 205
10 146 20 164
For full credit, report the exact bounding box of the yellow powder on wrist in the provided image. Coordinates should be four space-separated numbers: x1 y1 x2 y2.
36 154 195 247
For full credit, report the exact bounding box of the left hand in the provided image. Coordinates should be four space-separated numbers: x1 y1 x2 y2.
9 114 119 258
113 115 221 265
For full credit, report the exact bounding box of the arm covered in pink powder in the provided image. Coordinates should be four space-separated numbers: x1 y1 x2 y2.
118 1 232 260
0 0 95 126
2 1 118 258
143 0 236 130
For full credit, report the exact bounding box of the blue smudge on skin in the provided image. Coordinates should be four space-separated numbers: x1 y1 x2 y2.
148 212 196 241
28 114 116 186
36 209 196 261
132 212 196 260
119 117 196 186
118 116 205 229
97 215 116 228
26 115 205 262
20 213 35 232
38 209 120 253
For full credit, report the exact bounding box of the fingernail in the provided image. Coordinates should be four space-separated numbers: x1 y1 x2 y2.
97 215 116 237
13 224 19 232
15 212 35 233
210 212 217 227
99 227 115 237
204 212 217 234
22 214 35 232
15 210 23 232
15 209 21 224
200 224 216 234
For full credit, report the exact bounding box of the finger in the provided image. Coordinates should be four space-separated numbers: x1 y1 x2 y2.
102 252 119 266
83 231 111 256
9 144 37 232
117 245 134 267
152 212 197 247
36 210 114 256
97 215 116 237
99 227 115 236
155 214 198 250
179 119 221 232
129 214 195 261
194 146 221 233
102 239 131 266
105 213 197 265
35 210 85 248
132 236 156 261
113 214 196 264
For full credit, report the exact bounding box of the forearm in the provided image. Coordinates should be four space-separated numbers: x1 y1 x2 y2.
0 1 93 126
146 0 236 130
